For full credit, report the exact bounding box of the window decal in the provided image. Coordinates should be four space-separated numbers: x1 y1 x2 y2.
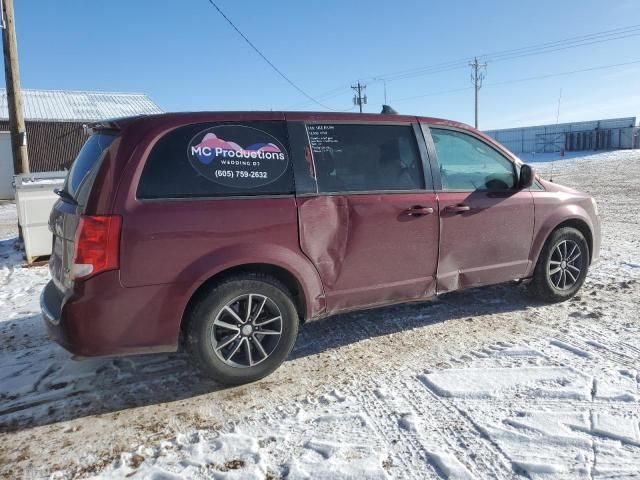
187 125 289 189
302 122 425 193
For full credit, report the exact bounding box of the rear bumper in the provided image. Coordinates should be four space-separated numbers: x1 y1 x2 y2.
41 271 186 357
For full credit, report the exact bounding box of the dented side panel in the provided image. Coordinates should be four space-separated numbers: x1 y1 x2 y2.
297 193 439 313
297 195 350 287
436 190 535 292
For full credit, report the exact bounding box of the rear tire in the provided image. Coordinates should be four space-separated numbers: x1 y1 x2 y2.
186 274 298 385
528 227 589 303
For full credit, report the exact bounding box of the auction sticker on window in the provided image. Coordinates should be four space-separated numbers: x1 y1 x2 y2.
187 125 289 189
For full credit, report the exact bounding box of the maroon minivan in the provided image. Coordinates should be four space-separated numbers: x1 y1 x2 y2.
41 112 600 384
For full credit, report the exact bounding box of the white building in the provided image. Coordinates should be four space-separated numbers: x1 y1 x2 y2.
484 117 638 154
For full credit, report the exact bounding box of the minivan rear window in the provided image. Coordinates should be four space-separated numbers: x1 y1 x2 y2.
138 121 294 199
65 133 116 204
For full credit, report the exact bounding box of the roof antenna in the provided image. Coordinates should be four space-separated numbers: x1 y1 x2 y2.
381 105 398 115
549 87 562 183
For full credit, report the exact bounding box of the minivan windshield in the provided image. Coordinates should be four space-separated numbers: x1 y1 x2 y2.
64 133 116 205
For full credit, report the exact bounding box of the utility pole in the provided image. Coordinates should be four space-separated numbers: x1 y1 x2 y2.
555 88 563 124
549 87 563 183
469 57 487 129
351 81 367 113
1 0 29 174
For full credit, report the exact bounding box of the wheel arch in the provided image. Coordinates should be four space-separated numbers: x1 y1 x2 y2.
528 215 594 277
552 218 593 263
179 261 321 345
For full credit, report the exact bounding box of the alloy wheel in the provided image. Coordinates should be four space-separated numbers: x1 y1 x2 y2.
211 294 283 368
548 239 583 290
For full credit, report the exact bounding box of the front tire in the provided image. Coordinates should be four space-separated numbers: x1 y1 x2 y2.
528 227 589 303
186 274 299 385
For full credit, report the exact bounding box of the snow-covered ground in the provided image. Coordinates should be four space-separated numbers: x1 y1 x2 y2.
1 149 639 479
518 151 596 163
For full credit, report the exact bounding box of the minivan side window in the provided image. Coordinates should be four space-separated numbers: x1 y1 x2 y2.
305 123 425 193
138 121 294 199
430 128 516 191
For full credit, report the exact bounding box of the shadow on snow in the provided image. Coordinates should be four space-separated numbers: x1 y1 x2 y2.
0 282 539 433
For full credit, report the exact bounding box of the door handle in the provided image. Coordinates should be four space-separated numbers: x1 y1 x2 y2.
404 206 434 216
444 204 471 214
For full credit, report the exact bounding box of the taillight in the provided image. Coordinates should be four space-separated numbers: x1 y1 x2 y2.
72 215 122 280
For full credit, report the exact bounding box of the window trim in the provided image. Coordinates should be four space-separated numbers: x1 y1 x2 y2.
138 194 295 203
423 124 522 193
304 119 414 126
292 120 434 196
295 189 432 198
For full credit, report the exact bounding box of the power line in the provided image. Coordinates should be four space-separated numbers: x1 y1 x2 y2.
367 24 640 83
256 20 640 111
294 23 640 109
483 24 640 60
393 86 474 103
377 29 640 83
392 58 640 104
485 59 640 87
285 83 352 109
483 31 640 66
205 0 336 111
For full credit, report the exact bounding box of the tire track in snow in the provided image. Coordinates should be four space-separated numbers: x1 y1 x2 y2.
546 330 638 369
404 375 515 480
0 357 195 429
524 300 640 369
578 321 640 358
352 382 440 480
411 334 640 479
235 389 385 470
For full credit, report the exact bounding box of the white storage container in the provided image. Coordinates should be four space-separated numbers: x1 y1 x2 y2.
13 171 67 264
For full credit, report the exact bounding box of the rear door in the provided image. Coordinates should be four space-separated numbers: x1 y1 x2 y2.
49 132 117 291
288 120 439 313
120 119 299 288
422 125 534 292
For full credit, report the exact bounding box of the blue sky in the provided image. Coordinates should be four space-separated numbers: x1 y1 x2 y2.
6 0 640 129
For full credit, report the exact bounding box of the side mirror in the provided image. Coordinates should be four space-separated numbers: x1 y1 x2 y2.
519 164 536 189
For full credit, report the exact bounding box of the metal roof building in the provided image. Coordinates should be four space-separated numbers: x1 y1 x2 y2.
0 89 163 172
484 117 638 154
0 89 163 121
